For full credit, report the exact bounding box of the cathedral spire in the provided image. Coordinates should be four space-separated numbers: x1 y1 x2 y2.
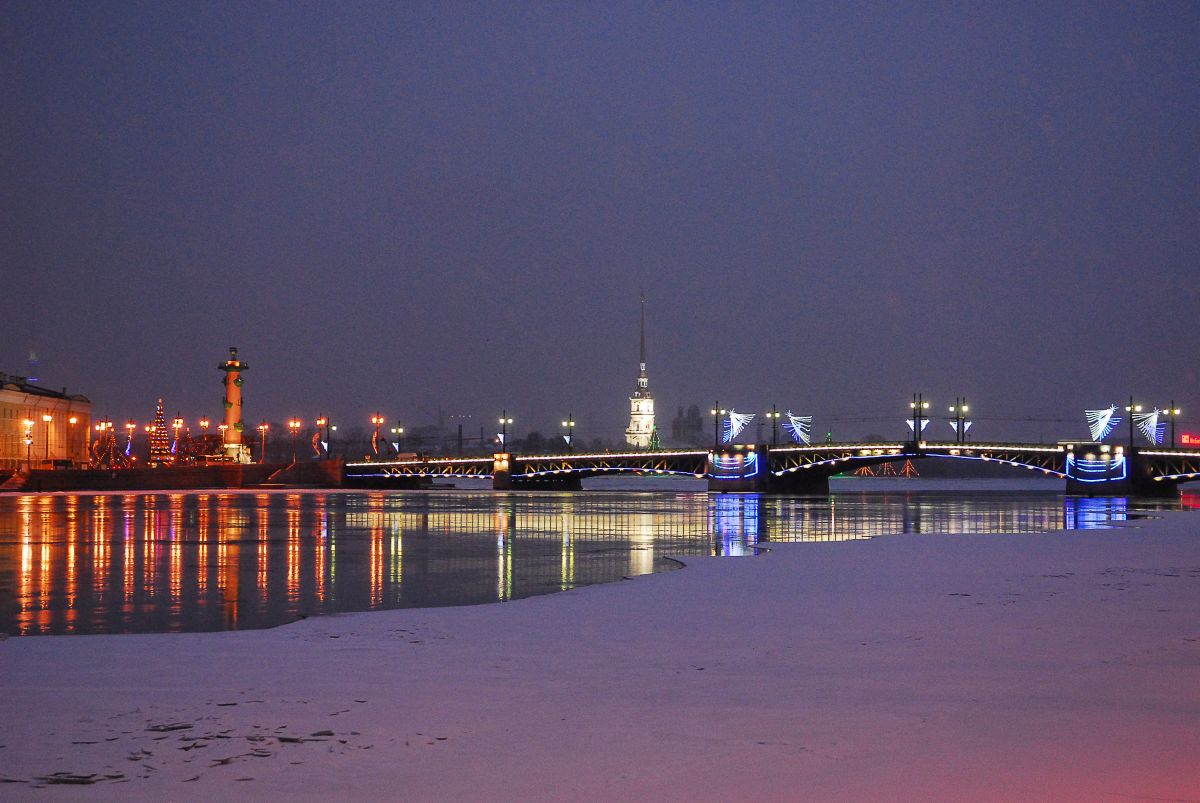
626 294 655 448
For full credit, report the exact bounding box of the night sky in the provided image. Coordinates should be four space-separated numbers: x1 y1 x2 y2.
3 3 1198 444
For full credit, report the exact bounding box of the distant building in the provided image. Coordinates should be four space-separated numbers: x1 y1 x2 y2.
0 373 92 471
624 297 655 448
671 404 705 446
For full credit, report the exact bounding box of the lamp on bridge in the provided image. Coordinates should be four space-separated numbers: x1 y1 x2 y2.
948 398 969 444
710 402 726 449
499 411 513 452
1165 402 1181 449
561 415 575 452
218 423 228 446
316 416 330 456
766 405 781 446
1124 398 1142 449
287 418 301 464
391 424 405 454
909 394 929 444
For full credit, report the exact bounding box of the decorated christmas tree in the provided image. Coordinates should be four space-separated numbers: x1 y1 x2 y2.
648 425 661 450
148 399 173 466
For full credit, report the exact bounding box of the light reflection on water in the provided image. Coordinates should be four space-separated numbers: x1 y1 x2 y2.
0 488 1175 636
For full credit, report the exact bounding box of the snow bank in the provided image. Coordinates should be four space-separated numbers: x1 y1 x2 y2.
2 512 1198 801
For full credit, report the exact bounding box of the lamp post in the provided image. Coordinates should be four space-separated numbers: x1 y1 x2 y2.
22 419 33 471
561 415 575 452
1124 397 1142 449
710 402 726 449
68 416 78 466
125 419 136 457
499 411 513 452
390 424 405 454
370 413 385 456
948 398 969 443
41 413 52 463
765 405 781 446
909 394 929 445
287 419 301 463
257 422 269 464
218 423 228 447
1166 402 1181 449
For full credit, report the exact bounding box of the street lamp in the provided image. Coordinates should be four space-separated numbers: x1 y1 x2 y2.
316 416 330 457
22 419 33 471
948 398 969 443
1165 402 1182 449
370 413 385 456
909 394 929 445
561 415 575 452
257 422 269 463
40 413 53 464
68 416 78 466
710 402 726 449
390 424 405 454
499 411 513 452
1124 397 1142 449
125 419 136 456
217 423 228 446
765 405 781 446
287 419 301 463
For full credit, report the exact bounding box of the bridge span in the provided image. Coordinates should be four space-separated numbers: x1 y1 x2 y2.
345 442 1200 496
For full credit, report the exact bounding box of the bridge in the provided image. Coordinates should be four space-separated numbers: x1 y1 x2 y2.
345 441 1200 496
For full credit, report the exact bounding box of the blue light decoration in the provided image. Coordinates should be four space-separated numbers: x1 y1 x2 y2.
1065 453 1127 483
1134 410 1164 445
711 451 761 479
906 419 931 434
783 412 812 445
1064 496 1128 529
563 434 572 446
1085 406 1122 442
722 410 755 443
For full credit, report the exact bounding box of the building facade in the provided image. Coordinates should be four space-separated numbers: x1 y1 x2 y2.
625 298 655 448
1 373 92 471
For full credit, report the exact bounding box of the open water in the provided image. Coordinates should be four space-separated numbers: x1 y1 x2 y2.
1 480 1193 635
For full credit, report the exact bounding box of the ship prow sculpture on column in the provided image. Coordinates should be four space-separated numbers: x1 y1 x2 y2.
218 347 253 464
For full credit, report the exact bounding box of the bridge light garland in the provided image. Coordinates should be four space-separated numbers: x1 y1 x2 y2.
1086 406 1122 442
723 410 754 444
783 412 813 445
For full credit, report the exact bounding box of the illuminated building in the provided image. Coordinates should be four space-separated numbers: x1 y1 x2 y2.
625 296 655 449
0 372 91 471
219 347 252 463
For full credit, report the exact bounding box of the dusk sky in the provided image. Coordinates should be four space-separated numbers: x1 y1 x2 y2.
3 2 1198 443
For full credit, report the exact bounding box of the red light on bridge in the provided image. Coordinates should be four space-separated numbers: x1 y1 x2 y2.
1181 433 1200 446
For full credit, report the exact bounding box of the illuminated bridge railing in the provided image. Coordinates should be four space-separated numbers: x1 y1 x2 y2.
767 443 911 476
1140 450 1200 482
920 442 1068 477
346 457 495 479
514 449 709 479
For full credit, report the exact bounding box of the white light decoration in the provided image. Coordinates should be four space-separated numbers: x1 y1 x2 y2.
1134 410 1164 445
906 419 931 433
722 410 755 443
497 432 506 446
783 412 812 445
948 420 974 437
1085 406 1122 442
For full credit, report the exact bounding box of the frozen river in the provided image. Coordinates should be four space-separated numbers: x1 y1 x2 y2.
0 480 1181 635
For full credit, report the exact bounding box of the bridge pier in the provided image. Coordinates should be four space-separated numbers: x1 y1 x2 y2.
706 445 832 495
492 453 583 491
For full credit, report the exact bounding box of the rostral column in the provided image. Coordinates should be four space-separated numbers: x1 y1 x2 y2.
219 346 251 463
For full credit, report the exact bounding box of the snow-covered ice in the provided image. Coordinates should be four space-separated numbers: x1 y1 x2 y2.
2 510 1198 800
